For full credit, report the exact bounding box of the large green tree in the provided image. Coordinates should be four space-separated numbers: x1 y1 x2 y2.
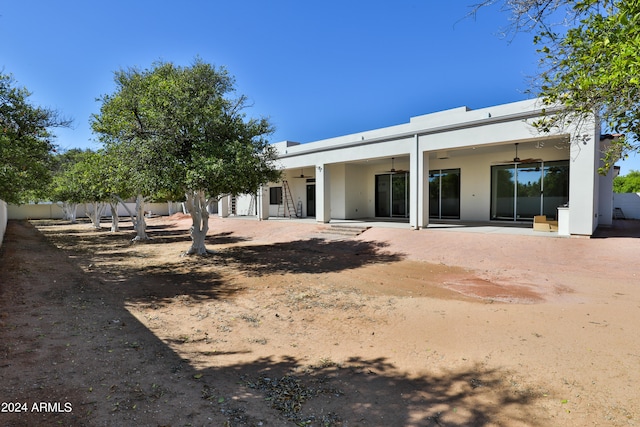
67 151 114 229
49 149 111 228
613 170 640 193
50 147 149 234
49 148 94 223
92 59 280 254
0 73 70 204
474 0 640 171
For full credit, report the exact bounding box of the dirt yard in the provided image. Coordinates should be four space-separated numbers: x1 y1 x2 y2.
0 214 639 426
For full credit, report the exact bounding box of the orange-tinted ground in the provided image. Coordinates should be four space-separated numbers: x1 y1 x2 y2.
1 215 639 426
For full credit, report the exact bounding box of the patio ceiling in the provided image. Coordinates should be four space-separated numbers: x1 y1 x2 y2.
427 135 570 161
279 135 570 170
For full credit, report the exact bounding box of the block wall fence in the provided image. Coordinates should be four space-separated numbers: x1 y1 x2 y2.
612 193 640 219
0 200 7 249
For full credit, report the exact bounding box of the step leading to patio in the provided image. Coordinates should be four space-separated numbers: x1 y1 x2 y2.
320 224 371 238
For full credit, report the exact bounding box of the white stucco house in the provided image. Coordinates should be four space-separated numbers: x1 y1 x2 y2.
225 98 615 237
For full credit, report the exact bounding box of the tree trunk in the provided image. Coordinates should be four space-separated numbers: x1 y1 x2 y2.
85 202 106 229
184 190 212 255
109 201 120 232
60 202 77 223
132 194 149 241
168 201 180 215
114 194 149 241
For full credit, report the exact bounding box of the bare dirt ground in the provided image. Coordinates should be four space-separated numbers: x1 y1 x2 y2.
0 214 639 427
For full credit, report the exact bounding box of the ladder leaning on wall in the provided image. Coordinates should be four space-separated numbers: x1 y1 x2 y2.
230 196 237 216
247 194 256 216
278 180 300 218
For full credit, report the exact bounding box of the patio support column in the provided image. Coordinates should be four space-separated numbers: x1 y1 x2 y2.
568 120 599 235
316 163 331 223
218 196 229 218
257 186 270 220
410 135 429 229
420 149 429 229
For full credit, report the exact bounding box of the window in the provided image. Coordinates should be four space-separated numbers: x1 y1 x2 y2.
269 187 282 205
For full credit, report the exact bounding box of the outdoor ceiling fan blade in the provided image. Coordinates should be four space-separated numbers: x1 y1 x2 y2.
519 158 543 164
293 168 313 178
378 157 409 174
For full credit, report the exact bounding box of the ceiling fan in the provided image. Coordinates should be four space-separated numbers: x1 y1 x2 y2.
293 168 313 178
493 143 542 165
379 157 408 174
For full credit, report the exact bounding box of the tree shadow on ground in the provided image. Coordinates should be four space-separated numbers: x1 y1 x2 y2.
211 238 404 276
194 355 542 427
37 219 404 279
1 221 551 426
31 221 244 308
36 220 250 247
35 220 405 305
102 266 243 309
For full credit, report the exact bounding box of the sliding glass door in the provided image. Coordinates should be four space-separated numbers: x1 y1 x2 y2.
429 169 460 219
491 164 516 220
375 173 409 218
491 161 569 221
542 161 570 217
516 164 543 219
375 174 391 217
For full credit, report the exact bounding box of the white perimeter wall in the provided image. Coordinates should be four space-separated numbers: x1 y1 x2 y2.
0 200 7 248
613 193 640 219
7 202 173 220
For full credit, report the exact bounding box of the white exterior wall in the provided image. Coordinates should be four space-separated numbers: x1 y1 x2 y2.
329 164 346 219
427 143 570 221
232 194 256 216
264 98 607 235
268 197 280 217
567 122 600 235
429 155 489 221
598 155 615 226
266 173 312 217
344 164 368 219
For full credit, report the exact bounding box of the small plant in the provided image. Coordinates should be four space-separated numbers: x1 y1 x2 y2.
239 313 261 326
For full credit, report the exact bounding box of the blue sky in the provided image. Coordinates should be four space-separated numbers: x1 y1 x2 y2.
2 0 638 174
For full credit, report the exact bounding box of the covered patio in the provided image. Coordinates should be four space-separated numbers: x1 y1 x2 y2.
258 216 565 237
234 99 615 237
